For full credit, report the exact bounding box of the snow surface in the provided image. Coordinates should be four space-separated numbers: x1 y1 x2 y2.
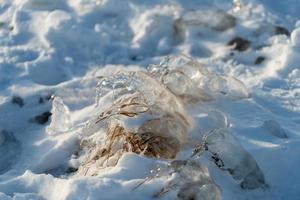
0 0 300 199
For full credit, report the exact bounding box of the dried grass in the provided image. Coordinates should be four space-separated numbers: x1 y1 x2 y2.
79 74 189 175
79 119 181 176
96 96 149 123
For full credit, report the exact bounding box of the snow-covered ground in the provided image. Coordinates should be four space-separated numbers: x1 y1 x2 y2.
0 0 300 199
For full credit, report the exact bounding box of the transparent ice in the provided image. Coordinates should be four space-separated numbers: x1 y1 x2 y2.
153 160 221 200
205 128 266 189
95 70 192 144
148 55 250 103
79 56 264 193
47 97 72 135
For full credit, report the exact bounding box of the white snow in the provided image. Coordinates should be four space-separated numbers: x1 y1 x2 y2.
0 0 300 199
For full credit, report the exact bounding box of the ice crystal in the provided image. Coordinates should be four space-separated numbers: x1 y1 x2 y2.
47 97 72 135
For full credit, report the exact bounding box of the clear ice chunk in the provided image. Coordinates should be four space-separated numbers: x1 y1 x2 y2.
96 71 186 112
190 107 229 143
148 55 250 103
154 160 221 200
97 71 192 144
78 56 261 195
78 70 194 173
46 97 72 135
205 128 266 189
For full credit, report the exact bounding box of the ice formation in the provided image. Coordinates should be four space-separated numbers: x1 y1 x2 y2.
46 97 72 135
152 160 221 200
76 55 264 194
78 70 192 175
148 55 251 103
201 128 266 189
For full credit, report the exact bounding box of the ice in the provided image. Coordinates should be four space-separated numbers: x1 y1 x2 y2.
154 160 221 200
173 160 221 200
80 63 258 193
193 107 229 135
95 70 192 132
46 97 72 135
148 55 251 102
0 130 21 174
78 70 193 174
82 60 256 190
291 27 300 48
204 128 266 189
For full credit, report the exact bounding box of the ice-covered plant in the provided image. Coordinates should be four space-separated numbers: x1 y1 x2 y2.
77 70 192 175
148 55 250 102
76 55 265 197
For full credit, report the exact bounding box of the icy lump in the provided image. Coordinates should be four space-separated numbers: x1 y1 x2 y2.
47 97 72 135
152 160 221 200
202 128 266 189
148 55 250 102
76 55 264 194
78 71 192 175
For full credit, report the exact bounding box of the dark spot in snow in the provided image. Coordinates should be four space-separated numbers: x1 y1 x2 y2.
39 94 53 104
227 37 250 52
0 22 5 28
220 91 227 95
38 97 44 104
228 168 234 175
130 56 138 61
66 167 78 173
32 111 52 125
130 55 143 61
274 26 290 36
11 96 24 107
255 56 265 65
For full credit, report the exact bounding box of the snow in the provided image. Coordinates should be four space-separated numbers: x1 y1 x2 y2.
0 0 300 199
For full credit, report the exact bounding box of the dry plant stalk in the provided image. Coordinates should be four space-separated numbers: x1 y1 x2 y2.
96 96 150 123
79 122 180 175
79 96 184 175
78 68 195 176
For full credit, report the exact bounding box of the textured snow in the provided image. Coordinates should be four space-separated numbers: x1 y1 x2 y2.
0 0 300 199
